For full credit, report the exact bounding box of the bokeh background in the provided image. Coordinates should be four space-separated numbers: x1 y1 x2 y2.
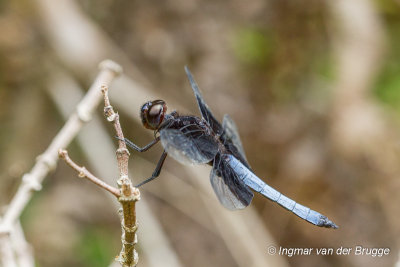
1 0 400 266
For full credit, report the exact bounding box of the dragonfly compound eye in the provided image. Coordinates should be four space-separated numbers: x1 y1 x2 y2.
140 100 167 130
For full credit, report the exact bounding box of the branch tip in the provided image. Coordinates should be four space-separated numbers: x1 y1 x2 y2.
99 60 123 76
59 151 121 198
101 84 108 95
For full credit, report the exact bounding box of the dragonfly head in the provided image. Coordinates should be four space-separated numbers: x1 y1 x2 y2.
140 100 167 130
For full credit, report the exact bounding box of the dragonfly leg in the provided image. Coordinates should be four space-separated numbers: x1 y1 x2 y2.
117 136 160 152
136 150 168 187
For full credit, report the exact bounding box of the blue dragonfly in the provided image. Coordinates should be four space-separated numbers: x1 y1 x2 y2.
123 67 338 228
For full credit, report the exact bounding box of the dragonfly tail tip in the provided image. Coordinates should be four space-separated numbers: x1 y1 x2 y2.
318 216 339 229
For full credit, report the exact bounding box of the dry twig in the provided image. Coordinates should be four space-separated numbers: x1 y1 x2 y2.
0 60 121 266
45 68 183 267
0 236 16 267
8 222 34 267
58 84 140 266
58 150 120 198
0 60 121 235
102 85 140 267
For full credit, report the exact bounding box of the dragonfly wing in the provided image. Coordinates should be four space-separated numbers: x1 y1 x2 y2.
184 66 223 135
210 154 254 210
222 154 338 228
160 128 218 165
222 114 249 167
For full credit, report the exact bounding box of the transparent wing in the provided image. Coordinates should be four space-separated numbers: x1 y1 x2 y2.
222 154 338 228
210 154 254 210
210 168 247 210
184 66 223 135
222 114 249 165
160 128 218 165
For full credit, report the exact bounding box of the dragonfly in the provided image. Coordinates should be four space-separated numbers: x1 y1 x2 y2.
123 67 338 229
